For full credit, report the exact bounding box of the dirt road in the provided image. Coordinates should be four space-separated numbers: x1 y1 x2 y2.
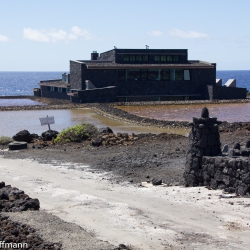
1 155 250 250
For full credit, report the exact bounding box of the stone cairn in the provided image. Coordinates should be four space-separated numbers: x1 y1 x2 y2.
184 107 222 186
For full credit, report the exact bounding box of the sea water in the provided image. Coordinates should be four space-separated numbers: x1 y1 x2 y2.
0 71 66 96
0 71 249 96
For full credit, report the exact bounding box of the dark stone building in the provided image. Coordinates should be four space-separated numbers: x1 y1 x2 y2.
34 48 246 102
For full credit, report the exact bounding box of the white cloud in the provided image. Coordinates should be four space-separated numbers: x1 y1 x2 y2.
23 26 94 42
148 30 163 36
71 26 93 40
0 34 10 42
169 29 209 39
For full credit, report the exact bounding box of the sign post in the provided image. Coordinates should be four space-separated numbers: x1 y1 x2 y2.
39 115 55 132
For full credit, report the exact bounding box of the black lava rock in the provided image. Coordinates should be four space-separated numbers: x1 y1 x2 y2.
12 130 33 143
201 107 209 118
152 178 162 185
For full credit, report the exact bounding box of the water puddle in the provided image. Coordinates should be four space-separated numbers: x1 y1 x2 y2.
0 108 188 137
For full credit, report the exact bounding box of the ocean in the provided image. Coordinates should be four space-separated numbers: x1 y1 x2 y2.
0 71 66 96
0 71 249 96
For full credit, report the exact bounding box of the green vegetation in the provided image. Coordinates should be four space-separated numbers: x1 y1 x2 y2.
0 136 13 145
54 123 97 143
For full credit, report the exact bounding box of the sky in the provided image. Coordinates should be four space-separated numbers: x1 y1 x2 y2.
0 0 250 71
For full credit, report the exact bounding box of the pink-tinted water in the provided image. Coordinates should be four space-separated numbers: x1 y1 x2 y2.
118 103 250 123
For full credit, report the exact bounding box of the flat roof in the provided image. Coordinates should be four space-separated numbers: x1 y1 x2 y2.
71 60 214 69
39 81 70 88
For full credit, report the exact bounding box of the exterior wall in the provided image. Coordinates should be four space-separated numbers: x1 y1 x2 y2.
80 67 215 98
207 85 246 100
40 86 70 100
33 88 41 97
72 87 116 103
98 49 188 64
98 50 116 62
70 61 84 89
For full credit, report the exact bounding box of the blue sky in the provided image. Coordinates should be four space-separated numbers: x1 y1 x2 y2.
0 0 249 71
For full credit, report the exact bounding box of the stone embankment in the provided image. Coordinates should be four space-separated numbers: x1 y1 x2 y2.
92 104 190 130
114 98 250 106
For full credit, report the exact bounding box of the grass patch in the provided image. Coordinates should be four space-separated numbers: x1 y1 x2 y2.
0 136 13 145
54 123 97 143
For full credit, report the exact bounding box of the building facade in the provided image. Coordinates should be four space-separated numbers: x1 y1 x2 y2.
34 48 246 102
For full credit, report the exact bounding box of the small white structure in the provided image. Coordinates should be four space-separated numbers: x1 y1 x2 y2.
216 79 222 86
225 79 236 87
85 80 96 90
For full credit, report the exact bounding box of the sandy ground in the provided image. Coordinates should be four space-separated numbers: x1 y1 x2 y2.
1 155 250 250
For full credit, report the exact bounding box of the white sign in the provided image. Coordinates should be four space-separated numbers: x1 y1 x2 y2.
39 116 55 126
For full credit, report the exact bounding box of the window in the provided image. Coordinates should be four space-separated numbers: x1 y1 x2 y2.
50 86 54 91
154 55 160 61
162 69 170 81
54 87 58 92
62 88 66 93
148 69 160 81
161 55 166 61
136 55 142 61
127 70 140 81
47 86 50 91
123 55 129 61
141 69 147 81
184 70 190 80
170 69 175 81
175 70 184 81
143 55 148 61
58 87 62 92
173 55 179 62
167 55 173 61
118 70 126 81
130 55 135 61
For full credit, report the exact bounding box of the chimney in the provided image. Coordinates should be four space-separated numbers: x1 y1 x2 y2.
91 51 99 60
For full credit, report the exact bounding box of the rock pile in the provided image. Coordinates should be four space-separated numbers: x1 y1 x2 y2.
0 214 61 250
0 182 40 212
92 132 138 147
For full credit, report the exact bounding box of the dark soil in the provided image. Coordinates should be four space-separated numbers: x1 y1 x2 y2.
1 127 250 186
0 214 62 250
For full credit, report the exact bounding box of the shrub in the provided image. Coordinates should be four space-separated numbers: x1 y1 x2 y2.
54 123 97 143
0 136 13 145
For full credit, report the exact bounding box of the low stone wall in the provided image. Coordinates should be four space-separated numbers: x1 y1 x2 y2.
114 98 250 106
207 85 247 100
202 156 250 195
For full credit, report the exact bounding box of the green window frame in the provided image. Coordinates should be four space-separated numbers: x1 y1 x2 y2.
123 55 129 62
130 55 135 61
142 55 148 61
161 55 166 61
154 55 160 61
167 55 173 62
136 55 142 61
